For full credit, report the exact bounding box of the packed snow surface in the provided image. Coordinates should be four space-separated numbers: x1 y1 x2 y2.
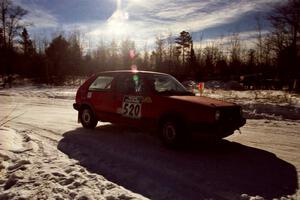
0 127 147 200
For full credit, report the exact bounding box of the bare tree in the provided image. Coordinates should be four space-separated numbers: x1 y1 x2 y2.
68 31 83 82
269 0 300 51
227 32 244 77
94 39 108 71
142 43 150 70
229 33 241 64
120 38 135 69
203 43 223 76
108 39 119 70
255 15 264 65
154 35 165 71
0 0 28 48
268 0 300 87
0 0 10 47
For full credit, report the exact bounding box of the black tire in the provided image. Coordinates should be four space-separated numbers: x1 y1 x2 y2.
159 119 185 148
80 107 97 129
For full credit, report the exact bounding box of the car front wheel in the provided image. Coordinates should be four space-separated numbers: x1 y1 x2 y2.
80 107 97 129
160 119 184 148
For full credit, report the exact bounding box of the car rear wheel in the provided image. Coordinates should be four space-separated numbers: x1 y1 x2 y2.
80 107 97 129
160 119 185 148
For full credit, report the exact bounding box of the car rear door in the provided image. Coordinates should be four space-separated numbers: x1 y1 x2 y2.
88 74 116 121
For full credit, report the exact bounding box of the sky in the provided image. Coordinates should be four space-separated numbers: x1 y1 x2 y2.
14 0 285 50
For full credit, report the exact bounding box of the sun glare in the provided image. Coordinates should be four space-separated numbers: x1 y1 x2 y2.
105 0 131 36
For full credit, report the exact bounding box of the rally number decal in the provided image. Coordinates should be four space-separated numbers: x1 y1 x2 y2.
122 102 141 118
122 96 142 119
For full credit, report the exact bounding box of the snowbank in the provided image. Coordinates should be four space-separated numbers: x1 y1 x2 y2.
0 85 77 100
201 89 300 120
0 127 24 152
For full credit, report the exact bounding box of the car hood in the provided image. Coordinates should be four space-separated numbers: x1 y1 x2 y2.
167 95 236 108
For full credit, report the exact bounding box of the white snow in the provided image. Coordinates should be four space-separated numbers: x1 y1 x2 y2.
0 126 147 200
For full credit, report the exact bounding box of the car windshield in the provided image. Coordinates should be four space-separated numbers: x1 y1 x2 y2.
146 74 191 95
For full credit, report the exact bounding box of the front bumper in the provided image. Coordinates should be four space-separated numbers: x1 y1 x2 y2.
189 117 246 139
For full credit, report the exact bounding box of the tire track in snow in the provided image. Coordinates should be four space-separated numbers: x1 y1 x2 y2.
13 121 63 143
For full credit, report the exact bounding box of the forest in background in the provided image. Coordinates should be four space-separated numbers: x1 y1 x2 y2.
0 0 299 90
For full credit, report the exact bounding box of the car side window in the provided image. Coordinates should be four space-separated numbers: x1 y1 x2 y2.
116 74 146 94
89 76 114 91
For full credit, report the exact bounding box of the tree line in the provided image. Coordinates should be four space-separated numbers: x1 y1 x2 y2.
0 0 299 89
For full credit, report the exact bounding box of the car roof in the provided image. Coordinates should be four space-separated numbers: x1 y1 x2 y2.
96 70 170 77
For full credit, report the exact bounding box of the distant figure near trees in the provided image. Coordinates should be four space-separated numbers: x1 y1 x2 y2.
1 76 6 88
7 75 12 88
1 75 13 88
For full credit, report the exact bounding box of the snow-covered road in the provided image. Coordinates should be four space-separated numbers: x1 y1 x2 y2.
1 87 300 200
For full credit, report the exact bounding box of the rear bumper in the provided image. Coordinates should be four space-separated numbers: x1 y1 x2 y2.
73 103 79 111
73 103 81 123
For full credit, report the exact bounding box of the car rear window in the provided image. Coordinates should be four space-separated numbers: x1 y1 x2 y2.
89 76 114 91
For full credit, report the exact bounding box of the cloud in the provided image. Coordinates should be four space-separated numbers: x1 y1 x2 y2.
25 9 58 29
125 0 282 33
192 30 270 51
13 0 59 28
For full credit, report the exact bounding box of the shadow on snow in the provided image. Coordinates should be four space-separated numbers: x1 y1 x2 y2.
58 124 298 200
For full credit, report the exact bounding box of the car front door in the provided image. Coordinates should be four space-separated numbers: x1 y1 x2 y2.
114 73 147 126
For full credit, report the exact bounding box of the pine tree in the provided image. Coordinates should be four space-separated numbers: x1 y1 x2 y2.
19 28 34 55
45 35 70 84
175 31 192 65
175 31 195 76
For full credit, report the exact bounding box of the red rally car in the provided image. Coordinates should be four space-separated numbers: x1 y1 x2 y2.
73 70 246 147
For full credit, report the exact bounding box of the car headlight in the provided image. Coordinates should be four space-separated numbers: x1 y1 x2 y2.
215 110 221 121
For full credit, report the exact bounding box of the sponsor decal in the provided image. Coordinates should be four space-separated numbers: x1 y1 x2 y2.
142 96 152 103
